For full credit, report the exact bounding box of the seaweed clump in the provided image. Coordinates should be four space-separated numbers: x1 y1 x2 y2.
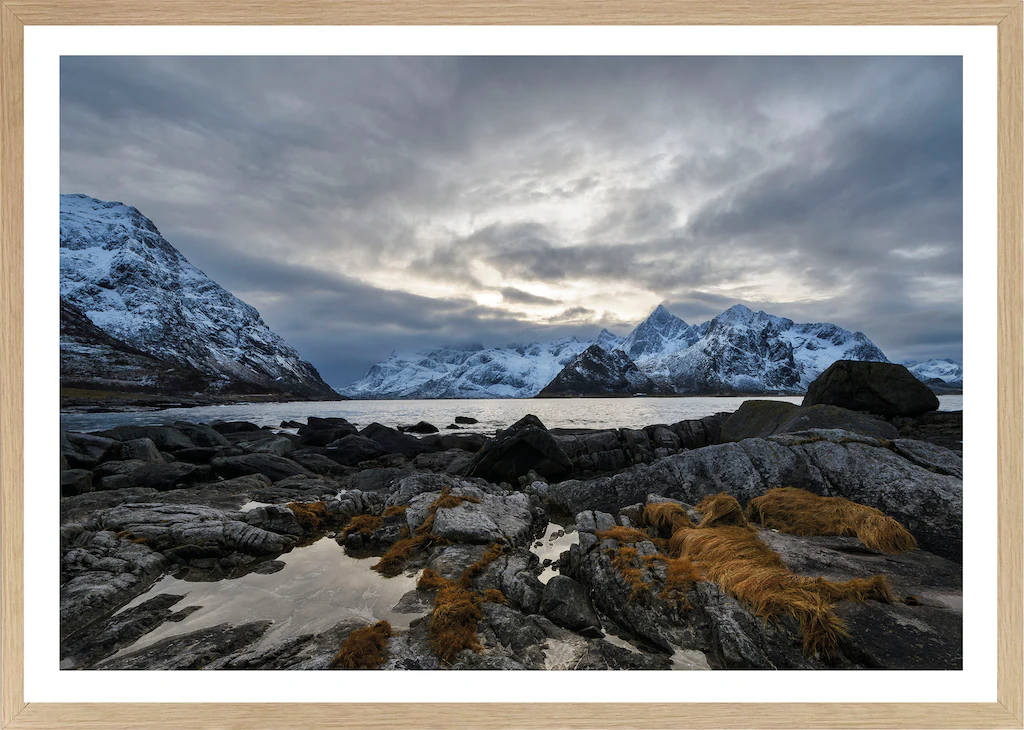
287 500 331 533
341 514 383 539
331 620 393 669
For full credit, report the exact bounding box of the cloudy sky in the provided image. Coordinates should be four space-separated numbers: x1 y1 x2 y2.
61 56 962 387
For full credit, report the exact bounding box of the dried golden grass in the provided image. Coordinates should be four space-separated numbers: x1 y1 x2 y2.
746 487 917 554
287 500 331 533
670 524 892 656
695 493 751 528
643 502 694 535
382 504 411 518
417 567 449 592
331 620 393 669
341 514 382 539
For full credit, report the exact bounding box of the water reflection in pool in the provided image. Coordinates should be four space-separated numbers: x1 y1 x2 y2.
109 537 423 660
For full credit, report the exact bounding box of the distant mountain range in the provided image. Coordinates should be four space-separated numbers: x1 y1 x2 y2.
905 358 964 392
341 303 961 399
60 194 338 400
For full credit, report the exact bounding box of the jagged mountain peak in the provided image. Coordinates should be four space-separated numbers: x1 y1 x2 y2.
619 304 700 362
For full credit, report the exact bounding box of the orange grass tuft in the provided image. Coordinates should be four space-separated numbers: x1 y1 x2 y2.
341 514 383 539
746 487 917 554
417 568 449 592
429 582 483 664
331 620 393 669
287 500 331 533
643 502 694 535
694 493 750 529
608 545 652 603
481 588 507 604
382 504 411 518
457 543 507 589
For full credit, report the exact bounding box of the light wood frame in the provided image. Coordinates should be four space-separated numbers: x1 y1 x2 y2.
1 3 1021 728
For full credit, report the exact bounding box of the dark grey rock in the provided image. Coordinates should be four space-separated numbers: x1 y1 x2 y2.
62 431 123 469
61 469 94 497
320 434 385 465
61 593 190 668
803 360 940 417
359 423 437 458
467 414 573 484
210 421 262 434
210 453 314 482
96 620 273 669
119 438 165 463
540 575 602 636
721 401 899 442
400 421 440 434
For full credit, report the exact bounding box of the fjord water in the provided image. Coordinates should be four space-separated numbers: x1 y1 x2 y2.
61 395 964 434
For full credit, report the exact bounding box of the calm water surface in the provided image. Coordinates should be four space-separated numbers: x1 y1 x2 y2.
61 395 962 433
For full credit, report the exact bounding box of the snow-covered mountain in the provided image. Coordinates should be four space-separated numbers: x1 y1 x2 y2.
642 304 890 394
342 303 891 398
341 338 594 399
906 358 963 390
618 304 699 362
60 194 337 399
537 344 659 398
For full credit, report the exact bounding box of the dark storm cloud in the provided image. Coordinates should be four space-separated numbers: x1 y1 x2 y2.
61 56 962 384
499 288 561 306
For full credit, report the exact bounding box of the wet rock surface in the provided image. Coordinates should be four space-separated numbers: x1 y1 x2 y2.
59 403 962 671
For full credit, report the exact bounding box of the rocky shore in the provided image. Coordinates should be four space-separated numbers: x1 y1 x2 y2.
59 361 963 670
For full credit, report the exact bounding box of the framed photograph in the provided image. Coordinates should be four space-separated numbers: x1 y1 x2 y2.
1 3 1021 729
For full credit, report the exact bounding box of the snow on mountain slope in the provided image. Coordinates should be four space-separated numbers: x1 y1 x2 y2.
60 194 337 398
644 304 888 394
906 359 963 388
618 304 699 362
341 338 594 399
343 303 890 399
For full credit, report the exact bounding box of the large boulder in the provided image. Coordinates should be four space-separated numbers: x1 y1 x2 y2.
97 425 196 452
61 432 123 469
171 422 231 448
119 438 165 463
359 423 436 458
210 454 315 482
803 361 939 417
539 575 602 636
721 401 899 442
320 434 385 465
297 427 359 447
61 469 94 497
466 415 573 485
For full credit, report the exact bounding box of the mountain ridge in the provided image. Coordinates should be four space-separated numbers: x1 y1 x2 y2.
60 194 339 400
341 303 927 399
